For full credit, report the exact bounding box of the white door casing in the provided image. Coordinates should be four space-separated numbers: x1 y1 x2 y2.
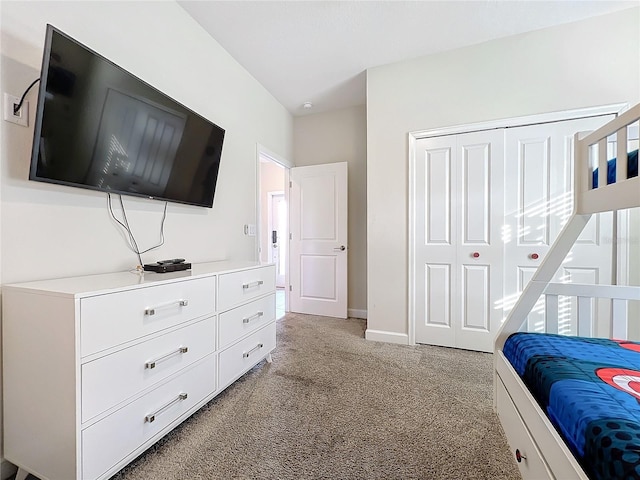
414 130 504 352
503 115 615 337
268 192 286 288
289 162 348 318
256 144 292 314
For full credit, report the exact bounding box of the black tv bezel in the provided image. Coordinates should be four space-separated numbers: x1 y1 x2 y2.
29 24 225 208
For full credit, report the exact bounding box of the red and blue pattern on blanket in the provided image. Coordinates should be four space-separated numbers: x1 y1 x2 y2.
504 333 640 480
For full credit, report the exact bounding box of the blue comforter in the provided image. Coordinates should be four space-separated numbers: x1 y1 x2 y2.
592 149 638 188
504 333 640 479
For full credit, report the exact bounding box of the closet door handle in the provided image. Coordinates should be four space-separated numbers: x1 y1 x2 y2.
243 312 264 324
472 252 480 258
145 393 188 423
333 245 346 252
243 343 264 358
145 346 188 369
144 300 188 316
530 253 539 260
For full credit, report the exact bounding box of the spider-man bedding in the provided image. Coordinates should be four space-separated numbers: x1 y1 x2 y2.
503 333 640 480
592 149 638 187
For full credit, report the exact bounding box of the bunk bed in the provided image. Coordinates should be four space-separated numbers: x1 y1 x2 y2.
494 103 640 480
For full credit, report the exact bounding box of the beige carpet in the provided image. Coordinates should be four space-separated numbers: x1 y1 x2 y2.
111 313 521 480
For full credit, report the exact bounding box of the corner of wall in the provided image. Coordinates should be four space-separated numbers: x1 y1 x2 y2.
364 328 408 345
348 308 367 319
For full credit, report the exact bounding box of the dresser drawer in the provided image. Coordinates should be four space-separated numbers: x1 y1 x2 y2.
218 265 275 311
219 322 276 390
219 294 275 348
81 316 216 423
82 353 216 480
81 276 216 357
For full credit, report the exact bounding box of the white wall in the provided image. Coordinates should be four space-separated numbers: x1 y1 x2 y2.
294 105 367 315
366 8 640 340
0 0 292 468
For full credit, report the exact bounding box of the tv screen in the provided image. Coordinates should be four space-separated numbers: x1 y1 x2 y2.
30 25 225 208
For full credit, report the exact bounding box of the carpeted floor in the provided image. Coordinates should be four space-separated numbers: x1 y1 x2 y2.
107 313 520 480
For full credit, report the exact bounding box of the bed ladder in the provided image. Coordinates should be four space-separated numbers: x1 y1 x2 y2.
495 213 593 350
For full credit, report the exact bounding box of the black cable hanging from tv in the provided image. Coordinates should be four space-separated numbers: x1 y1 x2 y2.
107 193 168 269
14 78 40 114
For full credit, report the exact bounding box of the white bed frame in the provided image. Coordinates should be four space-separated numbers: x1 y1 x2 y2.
494 103 640 479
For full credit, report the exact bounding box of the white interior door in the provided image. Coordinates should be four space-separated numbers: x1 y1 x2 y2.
289 162 348 318
268 192 286 288
503 115 615 336
414 130 504 352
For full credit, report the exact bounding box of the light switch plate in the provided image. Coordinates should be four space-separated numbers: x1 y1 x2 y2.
4 93 28 127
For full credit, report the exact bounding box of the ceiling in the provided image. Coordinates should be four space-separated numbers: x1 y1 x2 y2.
178 1 638 116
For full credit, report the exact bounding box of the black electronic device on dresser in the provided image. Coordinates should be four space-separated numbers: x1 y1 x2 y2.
143 258 191 273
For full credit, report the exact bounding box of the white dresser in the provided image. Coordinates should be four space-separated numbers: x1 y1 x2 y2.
2 261 276 480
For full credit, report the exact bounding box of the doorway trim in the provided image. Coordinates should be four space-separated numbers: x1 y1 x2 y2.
256 144 291 314
408 103 628 346
267 190 286 287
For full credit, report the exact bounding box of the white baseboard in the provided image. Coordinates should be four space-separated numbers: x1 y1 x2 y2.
348 308 367 319
1 459 17 480
365 329 408 345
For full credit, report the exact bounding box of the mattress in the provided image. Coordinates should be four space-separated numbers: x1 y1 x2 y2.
592 149 638 188
504 332 640 480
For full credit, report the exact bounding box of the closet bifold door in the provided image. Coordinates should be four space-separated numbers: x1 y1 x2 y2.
503 115 615 337
413 130 504 353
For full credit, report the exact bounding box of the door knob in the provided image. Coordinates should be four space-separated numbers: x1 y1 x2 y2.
530 253 539 260
334 245 346 252
472 252 480 258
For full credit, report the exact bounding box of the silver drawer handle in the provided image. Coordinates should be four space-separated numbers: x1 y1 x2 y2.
145 346 189 369
145 299 188 316
243 343 264 358
242 311 264 324
242 280 264 290
145 392 188 423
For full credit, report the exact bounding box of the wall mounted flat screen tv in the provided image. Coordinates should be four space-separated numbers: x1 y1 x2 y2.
30 25 225 208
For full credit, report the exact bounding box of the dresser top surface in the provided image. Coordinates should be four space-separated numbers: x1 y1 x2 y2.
3 261 273 297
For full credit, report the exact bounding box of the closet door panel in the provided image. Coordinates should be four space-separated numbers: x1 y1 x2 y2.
414 136 457 347
455 131 504 353
461 143 490 245
412 111 621 353
425 264 452 328
415 130 502 353
518 137 551 246
461 265 490 331
425 147 453 245
504 116 615 334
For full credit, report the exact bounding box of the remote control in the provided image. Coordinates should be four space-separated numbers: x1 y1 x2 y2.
157 258 186 265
